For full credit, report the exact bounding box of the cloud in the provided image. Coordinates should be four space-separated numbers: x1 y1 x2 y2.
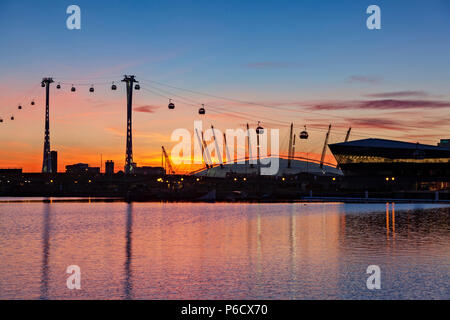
55 111 120 121
133 105 160 113
105 127 172 142
305 99 450 111
343 117 450 133
359 99 450 109
243 62 299 69
365 91 431 98
347 118 404 131
399 133 448 141
347 75 383 84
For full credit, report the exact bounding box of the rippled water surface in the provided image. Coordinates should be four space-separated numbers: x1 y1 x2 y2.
0 200 449 299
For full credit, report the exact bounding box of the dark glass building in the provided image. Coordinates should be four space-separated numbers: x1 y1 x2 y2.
50 150 58 173
329 138 450 190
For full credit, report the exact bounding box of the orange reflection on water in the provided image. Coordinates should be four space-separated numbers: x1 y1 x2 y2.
0 202 449 299
386 202 390 238
392 203 396 239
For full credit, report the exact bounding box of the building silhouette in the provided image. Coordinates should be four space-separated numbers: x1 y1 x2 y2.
105 160 115 175
65 163 100 175
50 151 58 173
133 166 165 176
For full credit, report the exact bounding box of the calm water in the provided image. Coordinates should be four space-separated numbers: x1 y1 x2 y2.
0 200 449 300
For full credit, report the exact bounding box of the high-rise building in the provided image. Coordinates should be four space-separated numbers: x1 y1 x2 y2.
105 160 115 175
50 151 58 173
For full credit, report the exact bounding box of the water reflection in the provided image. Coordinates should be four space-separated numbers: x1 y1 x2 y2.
256 208 262 277
385 202 397 240
392 203 396 238
386 203 390 238
124 203 133 300
0 202 448 299
40 202 51 300
341 204 450 253
289 205 297 299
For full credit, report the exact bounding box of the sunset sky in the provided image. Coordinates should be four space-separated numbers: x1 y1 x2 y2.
1 0 449 173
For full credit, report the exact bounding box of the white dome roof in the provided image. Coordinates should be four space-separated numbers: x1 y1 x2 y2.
194 157 342 178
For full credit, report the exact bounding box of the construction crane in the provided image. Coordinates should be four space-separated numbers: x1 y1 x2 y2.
320 124 332 169
161 146 175 175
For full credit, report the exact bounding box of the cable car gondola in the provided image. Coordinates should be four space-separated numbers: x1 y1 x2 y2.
10 116 14 121
256 121 264 135
198 104 206 115
31 101 35 106
71 85 76 92
0 118 3 123
56 83 61 89
300 126 309 140
18 105 22 110
134 84 140 90
41 82 45 88
111 82 117 90
168 99 175 110
89 86 94 93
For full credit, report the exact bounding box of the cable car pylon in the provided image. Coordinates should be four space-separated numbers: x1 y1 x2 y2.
122 75 138 175
41 77 54 173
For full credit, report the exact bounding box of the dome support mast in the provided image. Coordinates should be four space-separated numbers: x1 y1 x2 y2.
320 124 332 170
288 123 294 169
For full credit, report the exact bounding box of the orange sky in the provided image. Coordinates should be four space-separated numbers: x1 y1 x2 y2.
0 79 449 174
1 1 450 174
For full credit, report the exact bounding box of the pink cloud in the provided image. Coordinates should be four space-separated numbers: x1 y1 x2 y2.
304 99 450 111
133 105 160 113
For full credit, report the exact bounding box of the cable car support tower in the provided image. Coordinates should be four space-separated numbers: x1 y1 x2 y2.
122 75 139 174
41 77 54 173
